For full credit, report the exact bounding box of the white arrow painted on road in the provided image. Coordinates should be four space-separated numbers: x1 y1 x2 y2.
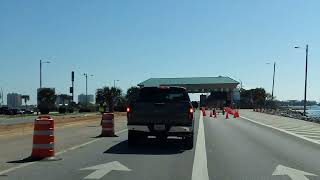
272 165 317 180
80 161 131 179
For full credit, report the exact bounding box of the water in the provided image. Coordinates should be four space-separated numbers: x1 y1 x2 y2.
307 105 320 117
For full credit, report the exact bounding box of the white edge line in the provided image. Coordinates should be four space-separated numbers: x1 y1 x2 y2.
241 116 320 146
0 128 128 176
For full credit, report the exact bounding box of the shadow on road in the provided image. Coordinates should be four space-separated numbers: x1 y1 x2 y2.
91 134 119 138
7 156 62 164
104 139 187 155
7 156 46 163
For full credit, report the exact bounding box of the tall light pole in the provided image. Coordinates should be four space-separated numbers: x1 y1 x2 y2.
113 80 119 88
0 88 3 106
40 60 50 88
266 62 276 100
238 79 242 109
295 44 309 116
83 73 93 107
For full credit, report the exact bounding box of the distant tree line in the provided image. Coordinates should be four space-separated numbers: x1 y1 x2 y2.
37 86 141 114
276 100 318 107
95 86 140 112
239 87 319 109
240 88 268 109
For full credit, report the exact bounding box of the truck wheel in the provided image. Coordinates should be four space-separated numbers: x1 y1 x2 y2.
185 134 194 150
128 131 141 146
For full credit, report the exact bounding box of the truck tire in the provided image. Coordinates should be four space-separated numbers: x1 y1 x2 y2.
128 131 141 146
185 134 194 150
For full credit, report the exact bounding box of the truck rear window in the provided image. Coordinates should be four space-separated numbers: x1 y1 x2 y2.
138 87 190 102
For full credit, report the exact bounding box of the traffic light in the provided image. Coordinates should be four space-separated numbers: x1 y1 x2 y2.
70 87 73 94
71 71 74 82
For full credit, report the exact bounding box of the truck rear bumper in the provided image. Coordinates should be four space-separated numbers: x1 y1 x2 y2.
128 125 193 133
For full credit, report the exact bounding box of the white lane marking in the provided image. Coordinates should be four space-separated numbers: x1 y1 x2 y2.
80 161 131 179
272 164 317 180
288 129 320 133
283 127 320 132
192 113 209 180
0 129 128 176
241 116 320 145
0 162 36 176
293 131 320 136
301 135 320 139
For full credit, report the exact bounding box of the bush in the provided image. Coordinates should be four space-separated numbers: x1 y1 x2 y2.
79 108 91 113
191 101 199 109
58 106 67 114
39 108 49 114
68 107 74 113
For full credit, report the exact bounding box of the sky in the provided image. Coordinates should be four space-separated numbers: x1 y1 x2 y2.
1 0 320 104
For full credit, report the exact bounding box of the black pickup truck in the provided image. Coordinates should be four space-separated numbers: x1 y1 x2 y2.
127 86 194 149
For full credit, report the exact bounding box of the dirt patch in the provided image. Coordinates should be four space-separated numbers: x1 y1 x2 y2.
0 113 127 137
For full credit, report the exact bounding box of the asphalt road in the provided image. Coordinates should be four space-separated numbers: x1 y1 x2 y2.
1 111 320 180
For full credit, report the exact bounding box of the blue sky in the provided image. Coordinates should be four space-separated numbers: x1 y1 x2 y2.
1 0 320 104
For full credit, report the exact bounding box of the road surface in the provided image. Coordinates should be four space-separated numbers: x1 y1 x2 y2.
1 110 320 180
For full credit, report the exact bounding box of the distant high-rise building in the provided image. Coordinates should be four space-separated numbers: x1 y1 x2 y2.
56 94 72 106
78 94 94 104
7 93 22 108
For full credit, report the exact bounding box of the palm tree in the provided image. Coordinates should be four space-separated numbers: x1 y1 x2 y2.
21 95 30 109
37 88 56 114
95 86 122 112
126 86 140 104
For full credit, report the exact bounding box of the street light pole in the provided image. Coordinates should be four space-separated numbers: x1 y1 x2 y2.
40 60 42 88
304 45 309 116
266 61 276 100
83 73 93 107
83 73 88 107
114 80 119 88
39 60 50 88
272 62 276 100
294 44 309 116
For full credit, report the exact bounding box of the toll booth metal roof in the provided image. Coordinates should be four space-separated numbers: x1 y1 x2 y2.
138 76 239 93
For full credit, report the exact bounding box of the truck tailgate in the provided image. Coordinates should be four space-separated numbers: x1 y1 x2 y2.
131 102 191 125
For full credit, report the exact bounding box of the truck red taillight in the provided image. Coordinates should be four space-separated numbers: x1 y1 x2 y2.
189 107 194 120
127 107 132 113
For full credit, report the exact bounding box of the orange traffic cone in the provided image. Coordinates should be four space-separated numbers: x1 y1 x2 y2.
236 111 240 118
210 111 213 117
214 111 217 118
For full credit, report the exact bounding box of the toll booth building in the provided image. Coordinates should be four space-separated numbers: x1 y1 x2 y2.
138 76 239 108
